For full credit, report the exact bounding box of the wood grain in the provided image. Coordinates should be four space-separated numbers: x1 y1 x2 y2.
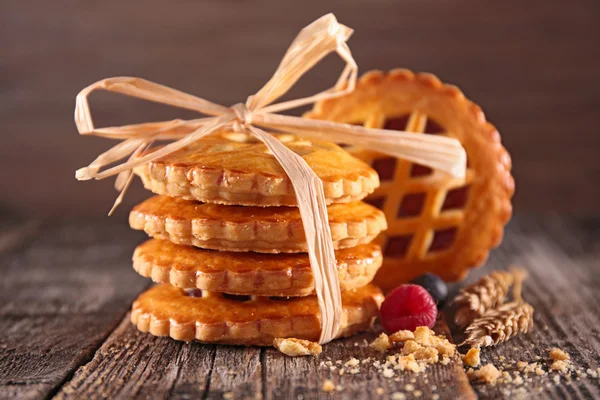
1 0 599 216
456 215 600 398
54 315 473 400
0 220 148 400
1 214 599 399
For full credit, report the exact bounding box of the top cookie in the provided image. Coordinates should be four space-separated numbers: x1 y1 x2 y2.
133 132 379 206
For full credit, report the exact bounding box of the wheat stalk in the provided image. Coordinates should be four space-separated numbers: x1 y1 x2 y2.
460 268 534 347
461 301 535 347
453 270 516 328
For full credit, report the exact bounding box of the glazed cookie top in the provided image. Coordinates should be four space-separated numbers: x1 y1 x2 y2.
133 132 379 206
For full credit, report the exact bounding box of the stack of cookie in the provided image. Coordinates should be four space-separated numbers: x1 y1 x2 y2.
127 133 387 345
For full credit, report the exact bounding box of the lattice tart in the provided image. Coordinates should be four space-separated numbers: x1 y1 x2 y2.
305 69 514 289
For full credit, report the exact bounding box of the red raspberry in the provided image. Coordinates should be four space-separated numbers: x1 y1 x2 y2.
380 284 438 333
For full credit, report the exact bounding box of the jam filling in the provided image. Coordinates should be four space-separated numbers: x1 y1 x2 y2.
442 186 470 211
397 193 426 218
429 228 458 252
372 157 397 181
385 235 413 257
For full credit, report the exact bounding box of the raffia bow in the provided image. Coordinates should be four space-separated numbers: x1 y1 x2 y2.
74 14 466 344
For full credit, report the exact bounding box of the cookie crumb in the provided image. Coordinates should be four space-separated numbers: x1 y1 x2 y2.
370 333 392 352
391 393 406 400
322 379 335 392
413 390 423 397
551 360 569 373
401 340 422 355
472 363 501 384
383 368 395 378
273 338 322 357
344 357 360 368
389 330 414 343
376 387 384 396
463 347 481 368
223 392 233 400
549 348 569 361
513 376 524 385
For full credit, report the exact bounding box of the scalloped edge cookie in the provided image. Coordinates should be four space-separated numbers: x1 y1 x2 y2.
133 239 383 296
131 283 383 345
129 196 387 253
133 133 379 206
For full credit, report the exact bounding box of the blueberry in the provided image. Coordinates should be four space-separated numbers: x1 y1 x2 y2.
410 273 448 309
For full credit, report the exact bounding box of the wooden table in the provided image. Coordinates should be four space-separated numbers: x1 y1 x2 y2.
1 211 599 399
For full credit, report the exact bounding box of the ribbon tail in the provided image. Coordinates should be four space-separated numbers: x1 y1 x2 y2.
80 114 234 181
246 125 342 344
76 138 147 181
108 140 156 216
255 114 467 180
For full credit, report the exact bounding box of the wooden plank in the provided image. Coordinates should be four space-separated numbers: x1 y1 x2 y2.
57 314 472 399
54 314 264 399
53 316 214 400
262 317 475 400
3 215 600 399
454 215 600 399
0 221 147 400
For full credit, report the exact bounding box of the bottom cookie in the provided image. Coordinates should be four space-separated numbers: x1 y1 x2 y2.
131 284 383 346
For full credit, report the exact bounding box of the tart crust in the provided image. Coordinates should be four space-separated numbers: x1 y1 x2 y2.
305 69 514 288
130 283 383 345
129 196 387 253
133 132 379 206
133 239 383 296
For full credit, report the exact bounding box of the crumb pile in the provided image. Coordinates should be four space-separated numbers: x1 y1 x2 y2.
464 346 600 396
369 327 457 375
318 326 457 389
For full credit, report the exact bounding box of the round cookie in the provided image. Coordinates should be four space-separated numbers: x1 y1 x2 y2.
131 283 383 345
133 239 383 297
129 196 387 253
133 132 379 206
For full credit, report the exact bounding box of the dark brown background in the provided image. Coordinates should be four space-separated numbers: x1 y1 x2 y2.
1 0 599 217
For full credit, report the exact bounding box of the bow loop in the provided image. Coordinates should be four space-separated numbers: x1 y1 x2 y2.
247 13 353 112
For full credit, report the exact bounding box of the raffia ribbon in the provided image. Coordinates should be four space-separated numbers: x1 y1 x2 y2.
74 14 466 345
